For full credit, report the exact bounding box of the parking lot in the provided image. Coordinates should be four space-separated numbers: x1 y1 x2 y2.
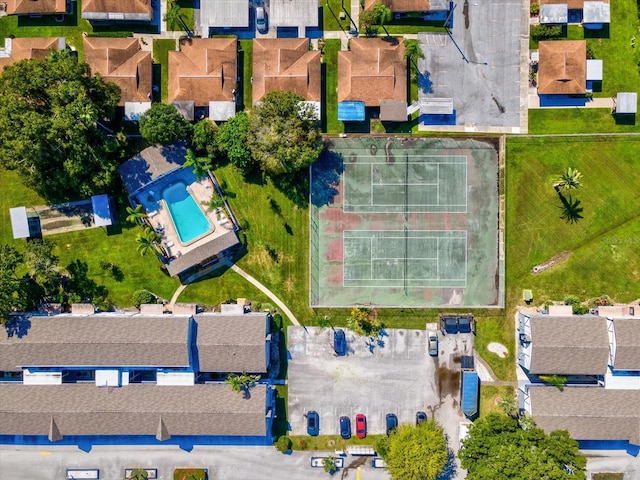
288 326 472 450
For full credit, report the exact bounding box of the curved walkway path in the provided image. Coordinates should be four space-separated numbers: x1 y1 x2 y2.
168 264 300 326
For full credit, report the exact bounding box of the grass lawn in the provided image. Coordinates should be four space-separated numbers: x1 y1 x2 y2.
479 385 514 418
474 316 515 381
321 0 351 32
290 434 385 451
153 39 177 103
323 39 344 134
239 39 253 110
167 0 195 32
506 136 640 310
529 109 640 134
592 474 624 480
176 164 314 322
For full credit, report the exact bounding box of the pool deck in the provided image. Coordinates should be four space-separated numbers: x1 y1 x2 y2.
146 176 235 260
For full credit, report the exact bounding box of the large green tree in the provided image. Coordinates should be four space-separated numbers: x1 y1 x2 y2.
377 421 449 480
0 50 122 202
459 413 586 480
248 91 323 175
218 111 255 174
139 103 193 145
0 244 27 322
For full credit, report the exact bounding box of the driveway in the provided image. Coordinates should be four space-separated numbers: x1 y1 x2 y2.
287 326 471 451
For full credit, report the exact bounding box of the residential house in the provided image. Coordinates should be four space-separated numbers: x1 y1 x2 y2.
537 40 587 95
252 38 320 116
337 37 407 122
199 0 249 36
168 38 237 122
83 37 152 120
0 37 66 71
0 309 274 444
81 0 153 22
3 0 66 16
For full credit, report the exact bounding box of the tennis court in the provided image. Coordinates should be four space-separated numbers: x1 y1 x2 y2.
310 137 503 308
344 156 467 213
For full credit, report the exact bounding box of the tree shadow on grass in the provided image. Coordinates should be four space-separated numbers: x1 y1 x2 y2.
555 189 584 224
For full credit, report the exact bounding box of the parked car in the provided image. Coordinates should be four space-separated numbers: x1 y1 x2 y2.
428 331 438 356
339 416 351 439
355 413 367 439
334 329 347 356
307 410 319 436
385 413 398 436
256 6 268 33
416 411 427 425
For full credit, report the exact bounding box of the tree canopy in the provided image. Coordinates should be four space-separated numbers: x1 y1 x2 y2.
139 102 193 145
0 50 123 202
217 111 255 174
377 421 449 480
248 91 323 175
459 413 587 480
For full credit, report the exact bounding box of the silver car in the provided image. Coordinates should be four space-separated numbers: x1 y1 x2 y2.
256 6 267 33
428 331 438 357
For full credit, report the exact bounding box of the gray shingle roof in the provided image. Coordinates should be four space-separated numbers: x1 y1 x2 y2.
0 315 190 371
166 230 240 277
529 386 640 444
118 141 187 195
529 315 609 375
613 319 640 370
0 383 268 438
195 313 268 373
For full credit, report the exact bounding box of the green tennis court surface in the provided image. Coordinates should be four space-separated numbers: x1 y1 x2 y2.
310 137 503 308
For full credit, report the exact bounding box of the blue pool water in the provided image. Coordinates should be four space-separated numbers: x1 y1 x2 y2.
162 181 211 244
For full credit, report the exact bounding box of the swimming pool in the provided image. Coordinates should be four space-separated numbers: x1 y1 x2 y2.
162 180 211 244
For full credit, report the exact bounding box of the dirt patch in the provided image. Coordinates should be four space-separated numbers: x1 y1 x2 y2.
438 367 460 398
531 251 571 274
342 456 370 479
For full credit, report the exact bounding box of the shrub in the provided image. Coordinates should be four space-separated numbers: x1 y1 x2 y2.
564 295 580 306
530 24 563 40
132 290 155 306
274 435 292 453
573 303 590 315
539 374 567 391
530 2 540 15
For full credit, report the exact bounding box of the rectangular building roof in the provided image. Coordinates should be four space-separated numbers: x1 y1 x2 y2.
529 315 609 375
537 41 586 95
0 383 268 439
613 319 640 370
165 230 240 277
9 206 30 239
616 92 638 114
0 315 191 371
81 0 153 21
529 386 640 445
270 0 318 27
118 141 187 195
540 3 568 23
0 37 66 71
4 0 66 15
583 1 610 23
461 371 479 418
586 59 603 81
195 313 268 373
420 98 454 115
199 0 249 30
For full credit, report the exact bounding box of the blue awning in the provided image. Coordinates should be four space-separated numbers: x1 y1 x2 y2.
338 101 365 121
91 194 113 227
462 371 479 418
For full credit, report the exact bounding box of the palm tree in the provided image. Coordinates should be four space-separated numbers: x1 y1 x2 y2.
225 372 261 394
125 204 147 225
498 396 518 418
183 148 211 180
555 167 583 192
372 2 392 37
404 39 425 68
163 1 182 29
135 227 162 256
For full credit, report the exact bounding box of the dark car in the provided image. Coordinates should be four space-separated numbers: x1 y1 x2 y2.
385 413 398 436
339 416 351 439
307 410 319 436
458 316 472 333
334 329 347 356
416 411 427 425
355 413 367 439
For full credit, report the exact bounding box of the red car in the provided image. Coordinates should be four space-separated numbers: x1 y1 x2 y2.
355 414 367 439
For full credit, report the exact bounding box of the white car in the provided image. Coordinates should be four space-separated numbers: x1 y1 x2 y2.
428 330 438 357
256 6 268 33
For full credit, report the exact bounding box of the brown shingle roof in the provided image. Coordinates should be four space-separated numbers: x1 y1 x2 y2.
252 38 321 104
0 37 65 71
0 315 191 371
613 319 640 370
0 383 268 438
82 0 152 21
4 0 65 15
529 315 608 375
338 37 407 107
529 386 640 444
168 38 237 106
537 40 586 95
364 0 430 12
83 37 152 105
195 313 268 373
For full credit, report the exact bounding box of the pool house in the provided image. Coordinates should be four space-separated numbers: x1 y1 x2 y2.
118 141 240 281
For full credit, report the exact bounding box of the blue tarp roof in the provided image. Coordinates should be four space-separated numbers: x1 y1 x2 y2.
338 101 365 121
91 194 113 227
462 371 479 418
